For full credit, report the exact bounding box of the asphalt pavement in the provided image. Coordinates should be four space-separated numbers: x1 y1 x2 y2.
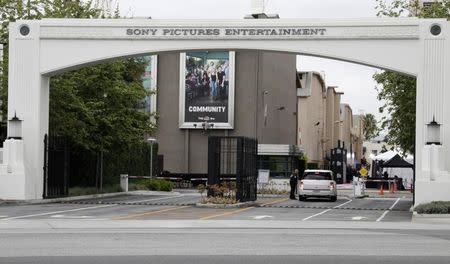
0 192 413 222
0 228 449 263
1 256 449 264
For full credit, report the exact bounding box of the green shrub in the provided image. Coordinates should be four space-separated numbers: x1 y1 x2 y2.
68 184 122 196
128 183 148 191
69 187 98 196
142 179 173 192
415 201 450 214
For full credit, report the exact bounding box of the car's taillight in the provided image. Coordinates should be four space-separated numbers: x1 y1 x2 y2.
300 181 304 191
329 182 335 191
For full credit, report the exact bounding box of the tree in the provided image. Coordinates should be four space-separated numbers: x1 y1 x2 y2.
0 1 154 187
362 113 379 140
374 0 450 154
0 0 153 153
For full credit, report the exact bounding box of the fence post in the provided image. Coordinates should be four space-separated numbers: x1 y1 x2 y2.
120 174 129 192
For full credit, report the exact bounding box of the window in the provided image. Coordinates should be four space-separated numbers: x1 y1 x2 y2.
258 156 298 178
303 171 332 180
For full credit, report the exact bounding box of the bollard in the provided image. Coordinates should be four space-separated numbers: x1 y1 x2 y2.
120 174 129 192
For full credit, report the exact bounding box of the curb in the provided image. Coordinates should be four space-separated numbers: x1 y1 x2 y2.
257 194 288 198
0 190 181 205
412 212 450 224
196 201 257 209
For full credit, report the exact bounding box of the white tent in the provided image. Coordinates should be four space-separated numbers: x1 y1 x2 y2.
373 150 413 164
372 150 414 189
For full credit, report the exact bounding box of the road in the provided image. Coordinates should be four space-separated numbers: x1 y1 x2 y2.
0 227 449 263
0 192 413 222
1 192 448 263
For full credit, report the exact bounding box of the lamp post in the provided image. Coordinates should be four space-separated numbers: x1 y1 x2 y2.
8 113 23 139
426 117 441 145
147 138 157 178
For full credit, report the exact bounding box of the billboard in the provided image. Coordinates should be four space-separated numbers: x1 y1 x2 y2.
179 51 235 129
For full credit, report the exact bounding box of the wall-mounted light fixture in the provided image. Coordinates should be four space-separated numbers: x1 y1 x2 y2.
8 113 23 140
426 117 441 145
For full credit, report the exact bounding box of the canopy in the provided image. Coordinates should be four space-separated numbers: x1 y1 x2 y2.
380 154 414 168
373 150 413 164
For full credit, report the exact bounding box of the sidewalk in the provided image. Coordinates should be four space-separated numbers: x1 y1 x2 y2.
1 219 450 231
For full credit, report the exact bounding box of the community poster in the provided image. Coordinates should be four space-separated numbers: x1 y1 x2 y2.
179 51 235 129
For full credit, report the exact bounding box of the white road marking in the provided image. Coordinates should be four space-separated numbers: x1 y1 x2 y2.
129 195 184 204
1 204 115 220
1 194 187 220
376 198 401 222
302 199 353 221
51 215 93 219
253 215 273 220
0 215 8 218
352 216 367 221
333 199 353 208
376 211 389 222
302 209 332 221
389 198 401 210
50 215 107 220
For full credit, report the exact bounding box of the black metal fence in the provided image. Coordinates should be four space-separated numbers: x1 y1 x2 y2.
43 134 69 198
208 136 258 202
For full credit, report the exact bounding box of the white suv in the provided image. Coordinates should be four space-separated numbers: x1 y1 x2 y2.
298 170 337 202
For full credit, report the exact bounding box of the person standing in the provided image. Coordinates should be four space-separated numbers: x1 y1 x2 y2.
208 61 217 100
289 169 299 200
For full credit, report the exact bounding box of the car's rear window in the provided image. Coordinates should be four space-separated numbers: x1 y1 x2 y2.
303 172 332 180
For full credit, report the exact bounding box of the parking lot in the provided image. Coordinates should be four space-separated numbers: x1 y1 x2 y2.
0 191 413 222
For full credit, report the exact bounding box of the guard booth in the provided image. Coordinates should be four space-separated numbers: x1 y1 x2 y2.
208 136 258 202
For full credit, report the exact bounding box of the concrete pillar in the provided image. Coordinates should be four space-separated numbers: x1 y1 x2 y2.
5 22 49 200
415 20 450 206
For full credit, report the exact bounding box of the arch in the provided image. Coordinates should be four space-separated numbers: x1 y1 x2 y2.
40 41 419 77
1 18 450 207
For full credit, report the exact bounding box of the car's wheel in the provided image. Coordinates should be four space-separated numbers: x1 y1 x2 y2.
330 196 337 202
299 196 306 201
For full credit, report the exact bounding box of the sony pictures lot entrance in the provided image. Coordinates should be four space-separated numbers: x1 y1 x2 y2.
0 18 449 209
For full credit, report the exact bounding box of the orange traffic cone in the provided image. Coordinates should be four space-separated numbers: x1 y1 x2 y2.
379 183 384 195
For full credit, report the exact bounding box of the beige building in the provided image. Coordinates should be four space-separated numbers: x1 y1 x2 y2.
297 71 364 168
155 51 297 176
296 72 326 166
352 114 364 164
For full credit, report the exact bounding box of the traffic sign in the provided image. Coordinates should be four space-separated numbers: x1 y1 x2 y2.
359 167 368 176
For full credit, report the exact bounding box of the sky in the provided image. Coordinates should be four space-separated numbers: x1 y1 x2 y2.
117 0 393 120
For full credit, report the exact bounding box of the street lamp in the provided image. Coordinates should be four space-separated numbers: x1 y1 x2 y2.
147 137 157 178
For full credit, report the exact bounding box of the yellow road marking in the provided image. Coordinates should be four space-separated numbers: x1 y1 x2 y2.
113 206 190 220
200 198 289 220
200 206 255 220
260 198 290 206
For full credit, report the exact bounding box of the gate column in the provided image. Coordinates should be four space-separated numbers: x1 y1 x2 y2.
415 20 450 206
0 21 49 200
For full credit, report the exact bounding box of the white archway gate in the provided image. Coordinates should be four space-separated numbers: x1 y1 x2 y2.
1 18 449 205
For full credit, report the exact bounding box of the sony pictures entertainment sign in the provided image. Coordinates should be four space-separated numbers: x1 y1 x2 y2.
126 27 327 39
179 51 235 129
